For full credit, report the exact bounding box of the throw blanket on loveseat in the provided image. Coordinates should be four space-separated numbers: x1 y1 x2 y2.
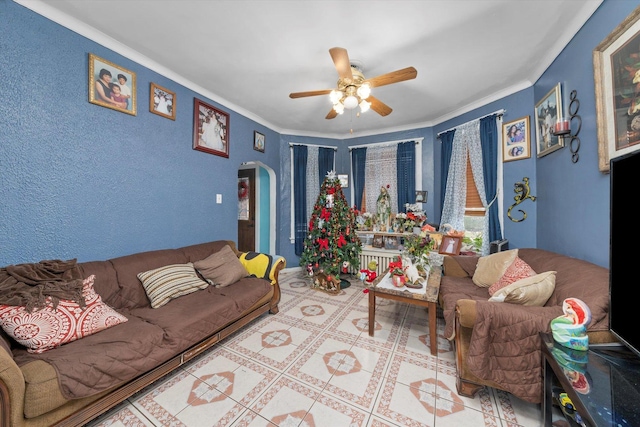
0 259 84 311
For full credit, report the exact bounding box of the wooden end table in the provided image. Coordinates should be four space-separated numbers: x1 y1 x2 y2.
368 265 442 355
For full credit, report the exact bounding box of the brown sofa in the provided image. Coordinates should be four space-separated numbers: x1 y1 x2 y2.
0 240 285 427
438 248 615 404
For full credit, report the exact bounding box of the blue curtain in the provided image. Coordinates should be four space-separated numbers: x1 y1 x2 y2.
351 147 367 210
396 142 415 211
293 145 308 256
439 130 455 217
479 115 502 242
318 147 335 185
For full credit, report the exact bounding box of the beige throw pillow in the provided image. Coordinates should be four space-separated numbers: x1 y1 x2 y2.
138 263 209 308
472 249 519 287
488 271 556 306
194 245 248 288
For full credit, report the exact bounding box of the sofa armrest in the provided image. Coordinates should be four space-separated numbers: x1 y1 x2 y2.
0 347 25 427
443 256 470 277
455 299 478 328
238 252 286 285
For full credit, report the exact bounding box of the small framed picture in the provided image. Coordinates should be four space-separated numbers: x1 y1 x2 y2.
384 235 399 250
535 83 565 158
149 83 175 120
193 98 229 158
502 116 531 162
415 190 427 203
372 234 384 248
438 235 462 256
88 53 136 115
254 131 265 153
338 174 349 188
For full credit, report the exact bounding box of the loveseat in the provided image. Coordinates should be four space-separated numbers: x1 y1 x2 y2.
438 248 614 404
0 240 285 427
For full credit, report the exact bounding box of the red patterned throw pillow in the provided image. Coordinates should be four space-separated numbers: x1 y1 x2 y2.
488 257 536 296
0 275 127 353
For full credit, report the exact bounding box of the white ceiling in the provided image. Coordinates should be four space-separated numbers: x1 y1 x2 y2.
19 0 603 138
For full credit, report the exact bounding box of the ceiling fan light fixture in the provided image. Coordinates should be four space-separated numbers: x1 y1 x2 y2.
343 95 359 110
359 99 371 113
357 83 371 100
329 89 343 104
333 103 345 114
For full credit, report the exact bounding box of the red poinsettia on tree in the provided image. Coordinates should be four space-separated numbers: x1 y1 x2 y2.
300 171 362 281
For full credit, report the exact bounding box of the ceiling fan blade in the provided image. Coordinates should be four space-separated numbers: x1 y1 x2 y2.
366 67 417 88
329 47 353 80
325 109 338 120
289 89 332 99
368 95 393 116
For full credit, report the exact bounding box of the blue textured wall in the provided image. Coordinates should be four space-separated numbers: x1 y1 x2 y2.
1 0 633 269
0 0 282 265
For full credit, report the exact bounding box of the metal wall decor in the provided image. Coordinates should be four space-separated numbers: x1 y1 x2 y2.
567 90 581 163
507 177 537 222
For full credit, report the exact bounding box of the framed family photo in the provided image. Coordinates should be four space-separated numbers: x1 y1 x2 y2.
438 235 462 256
254 131 265 153
193 98 229 158
594 5 640 173
150 83 176 120
502 116 531 162
88 53 136 115
534 83 564 158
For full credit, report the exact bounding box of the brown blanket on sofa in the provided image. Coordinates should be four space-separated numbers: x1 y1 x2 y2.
0 259 84 311
441 248 610 403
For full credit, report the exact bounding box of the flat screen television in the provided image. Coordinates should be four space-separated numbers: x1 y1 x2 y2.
609 150 640 358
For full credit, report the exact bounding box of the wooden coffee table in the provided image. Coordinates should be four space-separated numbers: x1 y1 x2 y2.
368 265 442 355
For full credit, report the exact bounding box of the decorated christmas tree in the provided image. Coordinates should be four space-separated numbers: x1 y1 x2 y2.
300 171 362 287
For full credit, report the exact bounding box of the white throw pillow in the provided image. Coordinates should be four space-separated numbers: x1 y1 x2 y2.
488 271 556 306
472 249 519 288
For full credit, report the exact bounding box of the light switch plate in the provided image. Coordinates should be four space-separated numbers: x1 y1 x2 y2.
216 194 222 204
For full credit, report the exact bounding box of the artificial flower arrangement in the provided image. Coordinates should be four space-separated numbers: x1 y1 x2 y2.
404 203 427 229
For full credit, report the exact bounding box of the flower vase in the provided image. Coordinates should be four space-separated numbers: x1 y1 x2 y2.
391 274 406 287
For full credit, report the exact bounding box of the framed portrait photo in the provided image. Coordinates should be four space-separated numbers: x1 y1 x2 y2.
254 131 265 153
372 234 384 249
594 6 640 173
149 83 175 120
535 83 564 158
502 116 531 162
88 53 136 115
193 98 229 158
438 235 462 256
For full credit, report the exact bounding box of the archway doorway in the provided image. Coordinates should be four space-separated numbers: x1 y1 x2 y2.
238 162 276 254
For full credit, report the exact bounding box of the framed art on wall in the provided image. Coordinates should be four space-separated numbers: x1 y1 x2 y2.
88 53 136 115
502 116 531 162
150 83 175 120
594 5 640 173
535 83 564 158
193 98 229 158
254 131 265 152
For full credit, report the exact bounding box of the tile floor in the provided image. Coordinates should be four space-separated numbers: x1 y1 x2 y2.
88 269 552 427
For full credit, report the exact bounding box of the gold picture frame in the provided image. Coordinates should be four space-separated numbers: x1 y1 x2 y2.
594 5 640 173
502 116 531 162
149 83 176 120
535 83 564 158
88 53 136 115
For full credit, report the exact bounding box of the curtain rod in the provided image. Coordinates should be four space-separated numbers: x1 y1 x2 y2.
348 137 423 151
288 142 337 150
436 109 505 138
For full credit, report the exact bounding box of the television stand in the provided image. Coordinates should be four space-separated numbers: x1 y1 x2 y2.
541 333 640 426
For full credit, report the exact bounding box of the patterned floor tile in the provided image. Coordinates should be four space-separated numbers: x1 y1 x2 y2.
90 269 546 427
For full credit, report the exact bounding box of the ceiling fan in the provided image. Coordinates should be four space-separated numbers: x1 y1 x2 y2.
289 47 417 120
